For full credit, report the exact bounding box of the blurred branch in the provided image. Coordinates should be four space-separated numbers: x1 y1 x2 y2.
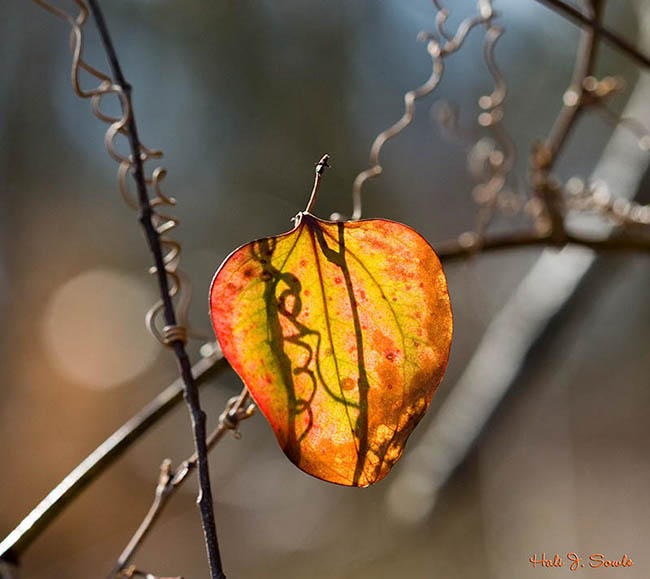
0 351 227 562
530 0 602 241
435 229 650 262
533 0 650 69
117 566 183 579
470 21 517 239
111 390 255 577
0 560 19 579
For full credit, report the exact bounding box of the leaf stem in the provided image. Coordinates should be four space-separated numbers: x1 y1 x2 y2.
304 154 330 214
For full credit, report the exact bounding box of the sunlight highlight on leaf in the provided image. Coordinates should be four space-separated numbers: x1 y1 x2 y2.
210 214 452 487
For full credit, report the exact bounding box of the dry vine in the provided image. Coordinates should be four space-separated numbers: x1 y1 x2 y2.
349 0 650 256
2 0 650 577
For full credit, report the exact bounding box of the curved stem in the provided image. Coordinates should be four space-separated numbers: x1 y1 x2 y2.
304 154 330 214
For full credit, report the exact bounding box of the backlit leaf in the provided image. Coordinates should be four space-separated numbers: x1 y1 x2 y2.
210 213 452 487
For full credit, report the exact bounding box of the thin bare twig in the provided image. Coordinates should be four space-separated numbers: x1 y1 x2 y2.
530 0 602 240
470 11 520 244
435 229 650 262
533 0 650 69
84 1 225 576
111 389 255 577
0 351 226 561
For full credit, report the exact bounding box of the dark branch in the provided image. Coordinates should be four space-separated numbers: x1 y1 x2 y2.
86 1 224 577
435 229 650 262
111 389 254 577
533 0 650 69
0 354 227 561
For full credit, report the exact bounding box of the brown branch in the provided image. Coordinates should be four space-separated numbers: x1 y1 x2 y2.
86 1 224 577
533 0 650 70
435 229 650 262
531 0 602 241
546 0 601 159
111 390 254 577
0 353 227 562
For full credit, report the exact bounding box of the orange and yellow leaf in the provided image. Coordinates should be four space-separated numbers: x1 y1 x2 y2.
210 214 452 487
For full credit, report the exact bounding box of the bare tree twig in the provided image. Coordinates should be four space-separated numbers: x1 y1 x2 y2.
530 0 602 241
533 0 650 69
111 390 255 577
470 14 518 243
85 1 224 576
435 229 650 262
0 352 227 562
388 3 650 517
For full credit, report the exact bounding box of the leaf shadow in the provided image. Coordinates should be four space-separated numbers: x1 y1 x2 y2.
250 219 421 485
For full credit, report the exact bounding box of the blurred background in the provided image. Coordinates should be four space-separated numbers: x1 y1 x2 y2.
1 0 649 577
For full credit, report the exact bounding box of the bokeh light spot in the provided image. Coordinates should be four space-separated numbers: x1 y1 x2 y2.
43 268 159 390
